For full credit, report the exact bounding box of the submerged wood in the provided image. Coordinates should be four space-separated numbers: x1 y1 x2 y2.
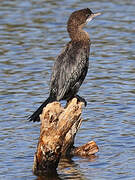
33 98 98 176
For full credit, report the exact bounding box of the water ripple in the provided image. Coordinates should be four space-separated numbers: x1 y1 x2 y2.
0 0 135 179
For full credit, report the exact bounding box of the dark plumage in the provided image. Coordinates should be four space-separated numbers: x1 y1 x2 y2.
29 8 101 122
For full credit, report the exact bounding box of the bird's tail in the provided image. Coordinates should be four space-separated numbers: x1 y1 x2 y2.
28 97 55 122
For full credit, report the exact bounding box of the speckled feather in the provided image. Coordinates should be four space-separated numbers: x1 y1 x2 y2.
50 41 90 100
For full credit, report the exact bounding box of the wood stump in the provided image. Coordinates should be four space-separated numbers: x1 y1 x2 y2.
33 98 99 176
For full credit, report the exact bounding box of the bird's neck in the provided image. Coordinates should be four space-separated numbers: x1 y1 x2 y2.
68 26 90 43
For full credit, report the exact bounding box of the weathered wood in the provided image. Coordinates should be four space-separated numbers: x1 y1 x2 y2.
71 141 99 157
33 98 98 176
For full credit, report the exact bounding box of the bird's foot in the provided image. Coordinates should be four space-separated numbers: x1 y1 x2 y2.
75 95 87 106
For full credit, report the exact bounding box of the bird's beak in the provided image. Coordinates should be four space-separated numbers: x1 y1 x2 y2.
86 12 101 23
92 12 101 18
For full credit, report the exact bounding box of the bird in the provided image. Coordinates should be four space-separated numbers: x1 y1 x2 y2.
28 8 101 122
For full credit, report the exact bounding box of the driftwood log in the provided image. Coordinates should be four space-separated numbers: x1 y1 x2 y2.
33 98 99 176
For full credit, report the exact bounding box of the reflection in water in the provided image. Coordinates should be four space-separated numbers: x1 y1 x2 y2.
0 0 135 179
34 156 97 180
58 156 97 179
36 173 61 180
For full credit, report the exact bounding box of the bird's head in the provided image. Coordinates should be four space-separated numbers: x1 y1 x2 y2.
67 8 101 32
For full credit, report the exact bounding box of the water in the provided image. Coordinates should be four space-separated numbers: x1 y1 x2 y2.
0 0 135 179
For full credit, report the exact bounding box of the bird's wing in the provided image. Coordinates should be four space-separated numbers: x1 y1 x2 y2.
50 41 90 100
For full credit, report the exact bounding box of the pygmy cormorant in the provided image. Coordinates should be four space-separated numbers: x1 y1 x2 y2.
29 8 101 122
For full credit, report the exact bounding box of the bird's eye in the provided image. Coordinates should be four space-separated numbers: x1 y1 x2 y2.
86 14 90 19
